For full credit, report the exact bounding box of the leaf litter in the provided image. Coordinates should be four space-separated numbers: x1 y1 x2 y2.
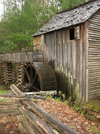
38 99 100 134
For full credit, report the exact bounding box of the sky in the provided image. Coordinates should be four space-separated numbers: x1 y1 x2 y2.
0 0 3 19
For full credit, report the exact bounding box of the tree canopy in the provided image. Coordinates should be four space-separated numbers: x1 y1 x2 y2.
0 0 89 53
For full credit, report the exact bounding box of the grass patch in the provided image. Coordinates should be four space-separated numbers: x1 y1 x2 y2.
0 90 8 94
0 84 9 94
0 100 5 102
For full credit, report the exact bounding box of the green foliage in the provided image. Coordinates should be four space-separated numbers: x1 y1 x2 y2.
0 0 89 52
47 95 54 100
91 126 100 133
0 89 8 94
0 100 5 102
70 126 73 129
55 97 63 102
59 0 89 11
0 0 60 52
0 40 17 53
64 100 69 105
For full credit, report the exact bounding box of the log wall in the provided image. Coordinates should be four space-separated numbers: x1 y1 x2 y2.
44 24 88 101
88 9 100 101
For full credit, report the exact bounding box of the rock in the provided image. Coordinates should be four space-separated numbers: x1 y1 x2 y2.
9 131 14 134
96 115 100 119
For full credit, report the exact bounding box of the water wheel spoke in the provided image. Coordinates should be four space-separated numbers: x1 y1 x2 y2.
32 74 38 84
30 66 33 81
24 63 57 92
33 86 40 91
25 69 31 83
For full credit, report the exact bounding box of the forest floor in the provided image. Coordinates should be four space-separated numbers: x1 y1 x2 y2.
0 84 28 134
0 84 100 134
0 113 27 134
38 99 100 134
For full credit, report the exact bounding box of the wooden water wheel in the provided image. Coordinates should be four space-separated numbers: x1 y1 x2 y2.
23 62 57 92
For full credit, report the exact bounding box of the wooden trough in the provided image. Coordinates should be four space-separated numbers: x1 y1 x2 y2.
0 51 44 63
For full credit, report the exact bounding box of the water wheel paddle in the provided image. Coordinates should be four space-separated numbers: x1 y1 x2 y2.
24 62 57 92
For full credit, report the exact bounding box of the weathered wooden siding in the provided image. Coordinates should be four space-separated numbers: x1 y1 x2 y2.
88 9 100 101
33 35 43 51
44 25 88 100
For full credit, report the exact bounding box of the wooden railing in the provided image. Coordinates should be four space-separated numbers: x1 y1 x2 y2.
0 84 77 134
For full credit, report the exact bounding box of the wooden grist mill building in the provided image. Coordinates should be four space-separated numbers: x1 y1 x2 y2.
32 0 100 102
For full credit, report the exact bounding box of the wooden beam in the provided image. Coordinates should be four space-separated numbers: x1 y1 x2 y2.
0 102 18 107
19 107 55 134
24 90 57 95
26 101 77 134
17 115 41 134
0 108 21 115
0 94 46 101
25 69 31 83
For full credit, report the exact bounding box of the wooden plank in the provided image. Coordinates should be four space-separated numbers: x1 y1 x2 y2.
72 41 76 97
33 35 42 51
68 41 71 95
56 31 58 62
52 32 54 61
88 10 100 101
85 21 89 102
65 42 68 68
72 41 76 79
19 107 55 134
17 114 41 134
0 94 46 101
70 41 72 77
79 25 83 99
24 90 57 95
82 23 86 100
0 108 21 115
54 31 56 62
58 30 60 63
60 30 63 66
0 102 18 107
76 40 80 99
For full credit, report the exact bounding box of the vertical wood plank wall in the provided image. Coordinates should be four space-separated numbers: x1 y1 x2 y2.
44 25 87 100
33 35 42 51
88 10 100 101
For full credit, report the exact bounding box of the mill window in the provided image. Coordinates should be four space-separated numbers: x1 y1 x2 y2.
70 28 74 40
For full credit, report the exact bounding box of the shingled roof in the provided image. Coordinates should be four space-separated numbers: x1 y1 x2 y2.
32 0 100 37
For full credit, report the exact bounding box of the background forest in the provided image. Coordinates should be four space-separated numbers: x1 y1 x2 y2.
0 0 89 53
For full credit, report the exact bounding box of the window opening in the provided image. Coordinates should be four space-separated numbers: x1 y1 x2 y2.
70 28 74 40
